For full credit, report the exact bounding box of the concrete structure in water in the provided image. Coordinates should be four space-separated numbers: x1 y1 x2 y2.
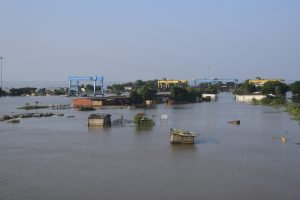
202 94 217 101
73 96 130 108
236 94 266 103
88 114 111 126
169 128 196 144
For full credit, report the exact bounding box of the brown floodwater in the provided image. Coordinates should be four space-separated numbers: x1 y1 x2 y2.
0 93 300 200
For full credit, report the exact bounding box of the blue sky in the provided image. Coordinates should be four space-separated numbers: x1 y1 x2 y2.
0 0 299 82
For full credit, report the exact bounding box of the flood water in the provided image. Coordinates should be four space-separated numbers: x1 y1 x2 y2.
1 93 300 200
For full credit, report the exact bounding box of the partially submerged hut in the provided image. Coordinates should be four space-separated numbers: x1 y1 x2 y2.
88 114 111 126
169 128 196 144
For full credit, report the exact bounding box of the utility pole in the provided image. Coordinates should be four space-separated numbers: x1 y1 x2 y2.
0 56 3 97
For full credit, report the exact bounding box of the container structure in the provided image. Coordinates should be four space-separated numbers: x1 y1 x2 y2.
88 114 111 126
169 128 196 144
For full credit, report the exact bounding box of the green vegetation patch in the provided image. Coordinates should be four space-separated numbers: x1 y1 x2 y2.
134 113 155 128
285 104 300 120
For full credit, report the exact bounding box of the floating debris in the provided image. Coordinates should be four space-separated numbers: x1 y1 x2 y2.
67 115 75 118
57 113 64 116
7 118 20 123
280 136 287 143
160 114 168 120
169 128 197 144
78 107 96 111
228 120 240 125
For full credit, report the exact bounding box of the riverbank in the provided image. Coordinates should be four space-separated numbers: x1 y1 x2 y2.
251 97 300 121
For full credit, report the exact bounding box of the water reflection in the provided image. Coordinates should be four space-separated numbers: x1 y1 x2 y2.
87 126 111 134
170 144 197 152
135 126 153 132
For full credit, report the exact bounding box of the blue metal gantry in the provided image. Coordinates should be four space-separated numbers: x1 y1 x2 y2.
68 76 104 96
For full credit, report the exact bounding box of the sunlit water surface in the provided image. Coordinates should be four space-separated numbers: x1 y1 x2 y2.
0 93 300 200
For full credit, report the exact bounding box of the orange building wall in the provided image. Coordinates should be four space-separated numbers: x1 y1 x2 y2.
72 98 92 108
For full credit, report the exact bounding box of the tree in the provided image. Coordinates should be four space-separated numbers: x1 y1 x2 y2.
290 81 300 96
138 86 157 101
145 80 158 90
129 90 143 105
262 81 289 96
235 82 256 95
171 87 189 102
9 87 37 96
107 84 124 95
36 88 46 96
134 80 145 87
54 88 66 95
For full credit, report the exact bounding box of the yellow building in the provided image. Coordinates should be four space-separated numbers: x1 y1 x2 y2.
249 79 284 87
157 79 188 90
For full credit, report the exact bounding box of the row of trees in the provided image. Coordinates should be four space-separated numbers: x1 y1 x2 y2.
235 80 300 96
0 87 68 96
129 86 157 105
107 80 158 95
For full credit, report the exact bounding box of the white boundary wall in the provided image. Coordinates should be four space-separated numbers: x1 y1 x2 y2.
236 95 266 103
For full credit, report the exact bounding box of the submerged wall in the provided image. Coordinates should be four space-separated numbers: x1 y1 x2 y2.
236 94 266 103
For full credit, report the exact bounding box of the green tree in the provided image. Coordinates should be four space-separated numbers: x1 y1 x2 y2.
134 80 145 87
129 90 143 105
235 82 256 95
145 80 158 90
138 86 157 101
9 87 37 96
170 87 189 102
54 88 66 95
261 81 289 96
290 81 300 96
37 88 46 96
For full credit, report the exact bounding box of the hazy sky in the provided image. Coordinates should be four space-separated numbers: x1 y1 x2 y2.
0 0 299 82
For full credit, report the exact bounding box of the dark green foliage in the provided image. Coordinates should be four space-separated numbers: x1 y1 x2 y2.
145 80 158 90
0 88 8 96
134 80 145 87
252 96 286 107
85 84 94 92
107 84 124 95
196 83 218 94
129 86 157 104
261 81 289 96
9 87 37 96
18 104 49 110
286 104 300 120
170 87 199 102
290 81 300 96
53 88 66 95
129 90 144 105
138 86 157 101
235 83 257 95
134 113 155 128
171 87 189 102
36 88 46 96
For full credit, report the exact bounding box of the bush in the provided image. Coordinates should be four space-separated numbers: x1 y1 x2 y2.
134 113 155 127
